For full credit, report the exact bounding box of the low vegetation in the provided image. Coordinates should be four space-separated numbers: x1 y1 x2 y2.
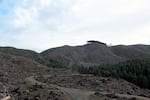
47 59 69 68
78 59 150 89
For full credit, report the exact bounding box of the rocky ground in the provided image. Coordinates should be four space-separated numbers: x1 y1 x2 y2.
1 69 150 100
36 74 150 97
0 53 150 100
4 73 149 100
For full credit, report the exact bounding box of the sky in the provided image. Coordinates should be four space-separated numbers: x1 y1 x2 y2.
0 0 150 52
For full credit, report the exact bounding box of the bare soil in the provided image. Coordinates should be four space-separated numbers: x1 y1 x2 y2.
0 53 150 100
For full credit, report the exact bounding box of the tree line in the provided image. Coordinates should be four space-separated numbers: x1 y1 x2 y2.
77 59 150 89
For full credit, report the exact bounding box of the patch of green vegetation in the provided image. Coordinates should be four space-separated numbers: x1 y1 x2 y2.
78 59 150 89
47 59 69 68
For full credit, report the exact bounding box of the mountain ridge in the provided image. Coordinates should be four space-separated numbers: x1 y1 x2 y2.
41 41 150 67
1 41 150 67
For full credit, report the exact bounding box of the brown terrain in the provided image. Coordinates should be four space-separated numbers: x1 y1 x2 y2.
0 41 150 100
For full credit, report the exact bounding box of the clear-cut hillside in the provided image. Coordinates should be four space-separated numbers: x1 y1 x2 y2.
111 44 150 59
41 41 124 67
0 42 150 99
1 41 150 68
0 47 48 65
0 52 47 83
41 41 150 67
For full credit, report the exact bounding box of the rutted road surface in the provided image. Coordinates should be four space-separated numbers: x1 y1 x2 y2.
25 76 94 100
60 87 94 100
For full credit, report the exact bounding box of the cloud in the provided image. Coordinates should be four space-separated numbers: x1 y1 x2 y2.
0 0 150 52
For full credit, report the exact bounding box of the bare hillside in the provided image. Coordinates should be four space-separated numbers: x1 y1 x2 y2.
41 41 150 67
41 41 124 67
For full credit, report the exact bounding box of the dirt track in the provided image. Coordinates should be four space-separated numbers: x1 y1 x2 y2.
25 76 94 100
24 75 150 100
60 87 94 100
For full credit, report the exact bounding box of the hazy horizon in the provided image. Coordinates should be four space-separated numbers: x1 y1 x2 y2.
0 0 150 52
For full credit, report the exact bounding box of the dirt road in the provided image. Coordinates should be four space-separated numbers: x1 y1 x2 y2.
25 76 150 100
60 87 94 100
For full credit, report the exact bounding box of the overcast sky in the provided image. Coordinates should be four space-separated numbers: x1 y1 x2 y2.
0 0 150 52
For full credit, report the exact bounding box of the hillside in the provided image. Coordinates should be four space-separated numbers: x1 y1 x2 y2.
0 47 48 65
111 45 150 59
2 41 150 68
41 41 150 67
0 52 47 83
0 42 150 99
41 41 124 67
0 52 74 99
